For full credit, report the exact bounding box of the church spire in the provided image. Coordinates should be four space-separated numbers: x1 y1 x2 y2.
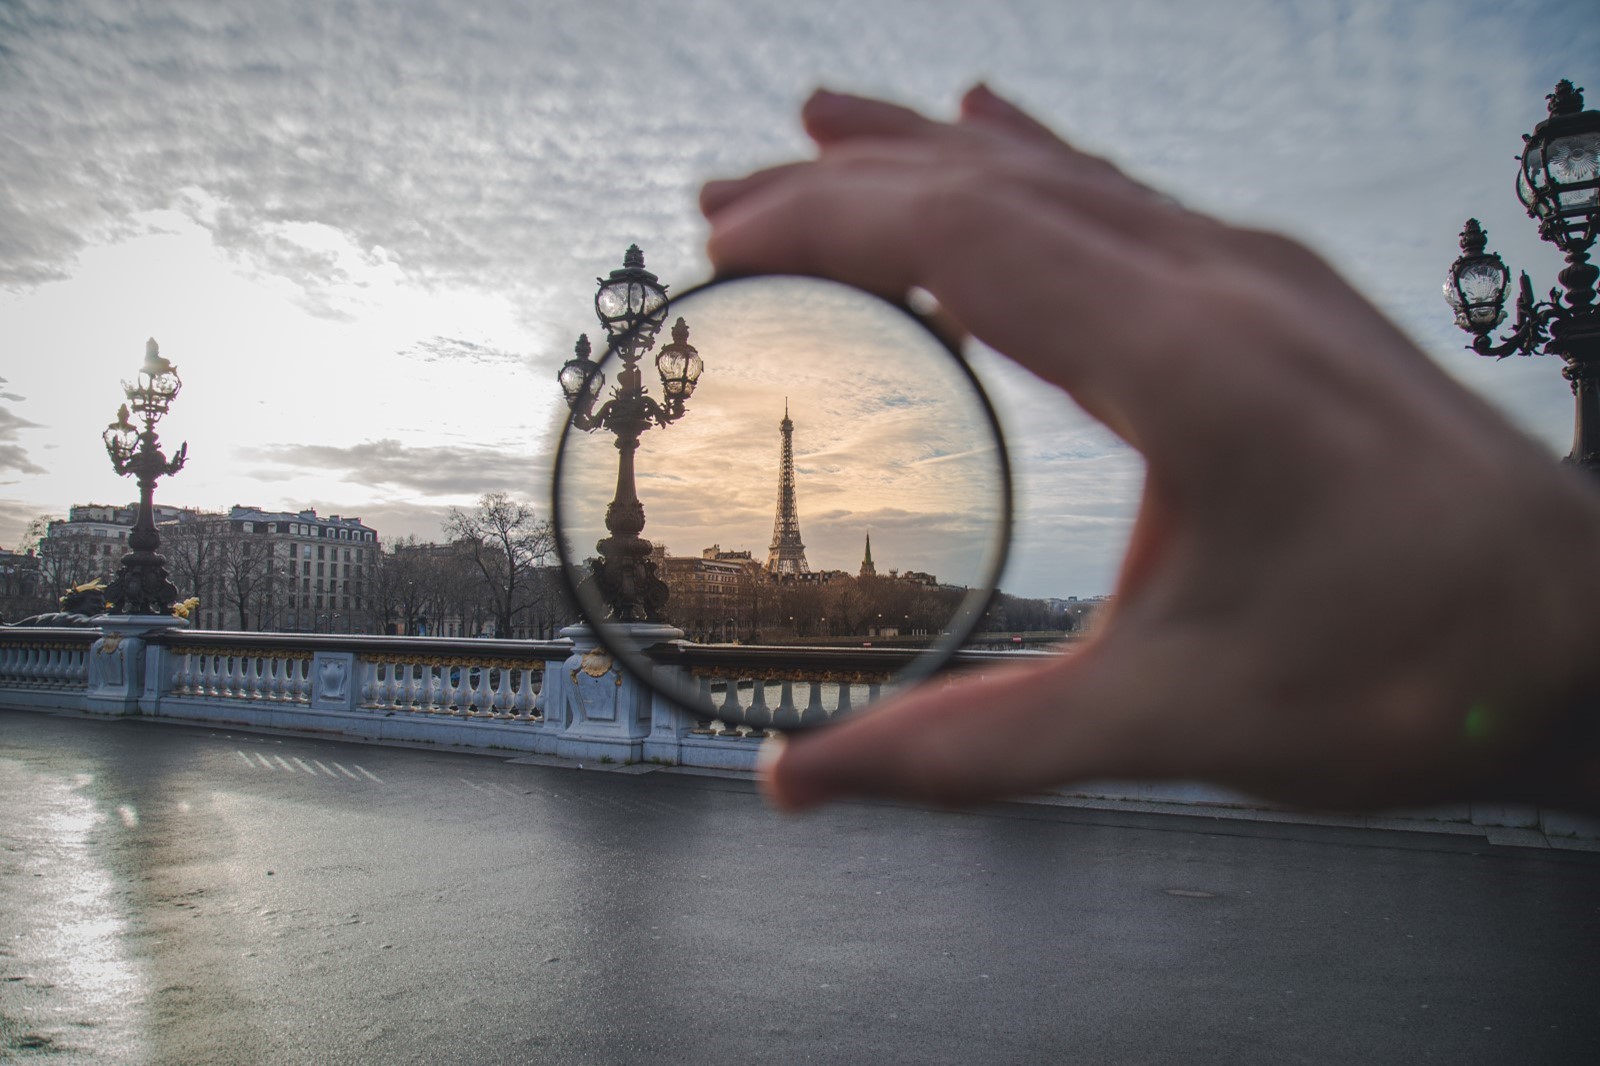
859 530 876 578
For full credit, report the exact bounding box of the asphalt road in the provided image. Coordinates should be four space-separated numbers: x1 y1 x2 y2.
3 708 1599 1065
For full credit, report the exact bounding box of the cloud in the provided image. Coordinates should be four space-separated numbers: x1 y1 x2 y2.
400 335 524 367
250 438 542 496
300 497 463 545
4 0 1596 597
0 497 52 549
0 405 45 475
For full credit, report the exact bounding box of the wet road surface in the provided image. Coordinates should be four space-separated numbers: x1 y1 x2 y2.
3 708 1599 1064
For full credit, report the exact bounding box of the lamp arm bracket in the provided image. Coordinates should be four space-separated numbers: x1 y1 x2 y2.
571 401 614 433
642 396 674 427
1473 274 1555 358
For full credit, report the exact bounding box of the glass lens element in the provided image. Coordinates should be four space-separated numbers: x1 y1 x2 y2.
551 275 1012 730
1547 132 1599 185
597 283 629 319
1457 260 1507 303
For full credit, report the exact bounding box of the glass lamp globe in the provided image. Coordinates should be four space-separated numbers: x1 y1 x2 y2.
1518 81 1600 251
559 335 605 413
1445 219 1510 334
655 317 703 403
594 245 669 345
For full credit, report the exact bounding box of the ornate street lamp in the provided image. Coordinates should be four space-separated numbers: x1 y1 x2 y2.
1445 79 1600 472
558 245 704 621
102 338 189 615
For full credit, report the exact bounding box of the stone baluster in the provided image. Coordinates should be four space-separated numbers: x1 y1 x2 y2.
403 663 425 712
744 679 772 736
412 669 438 710
800 680 828 727
491 670 513 719
515 669 540 717
290 657 312 703
391 663 412 711
221 656 241 699
689 676 719 735
168 650 191 696
512 667 537 720
440 666 464 714
242 656 260 700
714 675 744 736
771 679 800 730
358 660 378 708
835 682 854 716
380 662 401 710
209 655 226 698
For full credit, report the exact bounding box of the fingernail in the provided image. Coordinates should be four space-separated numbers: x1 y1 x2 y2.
806 87 850 112
755 731 788 777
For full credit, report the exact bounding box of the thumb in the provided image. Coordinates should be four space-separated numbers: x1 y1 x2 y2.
761 631 1191 810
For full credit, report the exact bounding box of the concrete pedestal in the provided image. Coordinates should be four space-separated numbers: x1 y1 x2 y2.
84 614 186 716
548 623 682 764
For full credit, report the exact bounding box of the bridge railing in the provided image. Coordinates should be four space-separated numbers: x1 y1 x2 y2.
646 642 1044 737
0 627 99 706
0 622 1058 769
151 631 570 720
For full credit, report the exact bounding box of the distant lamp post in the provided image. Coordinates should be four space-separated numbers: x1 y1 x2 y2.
558 245 704 621
1445 79 1600 472
102 338 189 616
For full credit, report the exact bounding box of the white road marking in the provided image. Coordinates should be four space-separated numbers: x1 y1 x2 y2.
313 760 339 778
237 750 255 767
331 762 360 780
254 753 274 770
353 765 383 783
292 758 318 774
273 756 296 772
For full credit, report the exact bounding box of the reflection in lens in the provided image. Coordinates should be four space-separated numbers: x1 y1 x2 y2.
552 275 1011 728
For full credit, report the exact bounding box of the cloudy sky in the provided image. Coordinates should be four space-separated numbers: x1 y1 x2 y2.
1 0 1595 599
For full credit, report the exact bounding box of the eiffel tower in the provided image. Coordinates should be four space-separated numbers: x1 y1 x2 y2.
766 401 810 576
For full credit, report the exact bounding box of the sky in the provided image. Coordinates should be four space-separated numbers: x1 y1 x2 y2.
2 0 1596 599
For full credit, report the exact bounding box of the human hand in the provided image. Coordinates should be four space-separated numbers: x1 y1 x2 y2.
702 87 1600 814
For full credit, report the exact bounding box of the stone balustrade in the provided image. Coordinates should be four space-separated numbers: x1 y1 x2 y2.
0 621 1031 771
0 627 99 709
6 619 1597 839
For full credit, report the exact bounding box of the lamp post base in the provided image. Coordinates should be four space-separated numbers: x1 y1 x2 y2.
547 623 684 763
84 613 188 716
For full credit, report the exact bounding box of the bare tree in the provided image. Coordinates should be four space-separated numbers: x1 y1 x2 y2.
215 534 280 631
443 493 555 638
30 515 109 606
161 513 225 607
